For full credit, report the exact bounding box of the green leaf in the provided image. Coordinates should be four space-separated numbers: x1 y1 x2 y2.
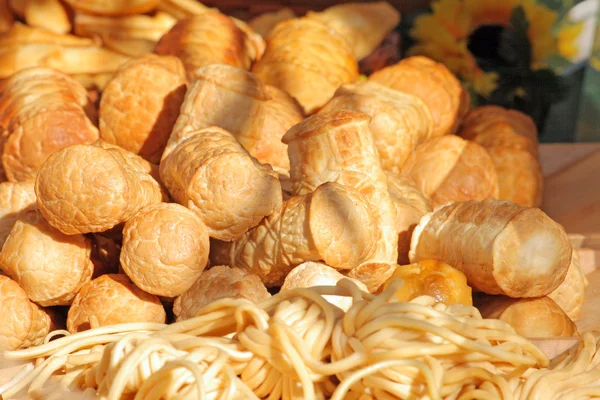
499 6 532 70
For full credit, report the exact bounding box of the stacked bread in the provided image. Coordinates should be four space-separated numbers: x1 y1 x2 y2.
0 1 585 355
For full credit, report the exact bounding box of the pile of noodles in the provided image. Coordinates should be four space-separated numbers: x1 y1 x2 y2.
2 279 600 400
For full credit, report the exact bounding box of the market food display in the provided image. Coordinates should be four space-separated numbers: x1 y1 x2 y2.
0 0 598 398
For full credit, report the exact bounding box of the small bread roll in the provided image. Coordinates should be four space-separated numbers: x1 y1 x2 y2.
121 203 210 298
0 181 37 248
0 275 62 350
548 249 589 321
155 12 264 79
384 260 473 306
252 17 358 114
0 67 99 182
370 56 466 136
99 54 187 164
67 274 166 333
35 143 164 235
174 64 304 173
0 208 93 306
460 105 538 144
399 135 499 208
281 261 368 311
63 0 159 16
319 81 434 173
173 265 270 321
475 295 578 338
385 172 432 265
159 126 282 241
410 198 572 298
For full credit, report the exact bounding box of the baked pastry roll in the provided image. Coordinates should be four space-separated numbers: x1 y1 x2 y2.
0 181 37 249
306 1 400 60
155 11 265 80
0 0 14 33
370 56 468 136
319 81 433 173
24 0 71 34
249 7 296 38
0 67 98 182
548 249 589 321
458 106 543 207
63 0 159 16
252 17 359 114
399 135 499 208
99 54 187 164
176 64 303 173
410 198 572 298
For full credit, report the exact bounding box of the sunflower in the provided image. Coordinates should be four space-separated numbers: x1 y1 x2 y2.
409 0 559 96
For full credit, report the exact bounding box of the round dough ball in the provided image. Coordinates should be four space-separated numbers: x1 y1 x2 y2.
120 203 210 297
0 209 94 306
67 274 166 333
0 181 37 249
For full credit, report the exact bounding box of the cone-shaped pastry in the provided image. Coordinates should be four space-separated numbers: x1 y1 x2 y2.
63 0 159 16
211 182 377 287
410 198 573 298
160 126 282 242
0 208 93 306
281 262 369 311
458 106 543 207
35 142 164 235
283 111 398 272
252 17 358 114
319 81 433 173
370 56 467 136
0 275 62 350
385 172 432 265
306 1 400 60
173 265 270 322
99 54 187 164
548 249 588 321
399 135 499 208
0 67 98 182
67 274 166 333
475 295 578 338
0 181 37 249
121 203 210 298
155 11 265 80
173 64 303 173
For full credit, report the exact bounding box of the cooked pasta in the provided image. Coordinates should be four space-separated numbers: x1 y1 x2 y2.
2 279 600 400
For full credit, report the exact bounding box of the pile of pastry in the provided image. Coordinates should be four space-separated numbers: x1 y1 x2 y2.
0 0 584 355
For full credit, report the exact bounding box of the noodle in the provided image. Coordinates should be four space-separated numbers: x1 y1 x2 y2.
2 279 600 400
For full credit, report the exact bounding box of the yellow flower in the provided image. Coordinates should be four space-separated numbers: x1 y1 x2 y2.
410 0 559 96
557 21 585 61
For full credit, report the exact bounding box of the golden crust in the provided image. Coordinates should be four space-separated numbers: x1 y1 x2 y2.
252 17 358 114
0 181 37 249
548 249 589 321
63 0 159 16
67 274 166 333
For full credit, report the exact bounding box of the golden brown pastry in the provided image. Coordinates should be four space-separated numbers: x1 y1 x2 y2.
252 17 359 114
74 11 177 42
343 262 398 294
306 1 400 60
249 7 296 38
370 56 466 136
0 275 62 351
35 142 164 235
24 0 71 34
63 0 159 16
0 67 99 182
410 198 573 298
7 0 24 16
0 208 93 306
211 182 377 287
0 0 14 33
475 295 578 338
383 259 473 306
319 81 434 173
66 274 166 333
175 64 303 173
160 125 282 242
120 203 210 298
0 23 95 47
385 172 433 265
458 106 543 207
399 135 499 208
548 249 589 321
0 181 37 249
155 11 265 79
99 54 187 164
173 265 270 322
284 111 398 268
281 261 369 311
